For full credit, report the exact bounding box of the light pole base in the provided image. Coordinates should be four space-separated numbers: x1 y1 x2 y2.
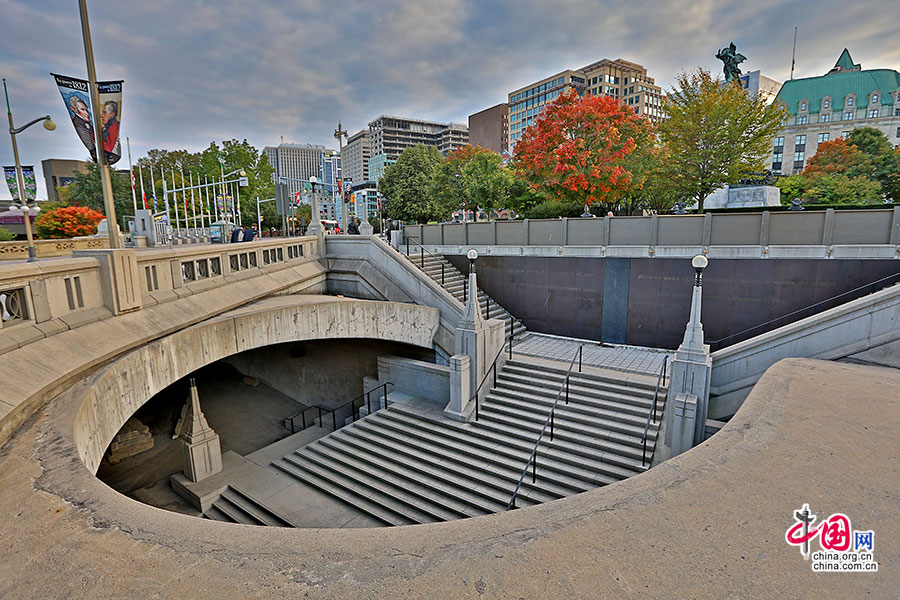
26 245 37 262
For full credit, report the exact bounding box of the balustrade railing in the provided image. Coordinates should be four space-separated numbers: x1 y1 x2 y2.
640 355 669 466
286 382 394 434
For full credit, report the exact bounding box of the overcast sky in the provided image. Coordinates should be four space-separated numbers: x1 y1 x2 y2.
1 0 898 199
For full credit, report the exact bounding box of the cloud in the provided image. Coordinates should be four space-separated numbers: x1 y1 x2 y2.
0 0 897 199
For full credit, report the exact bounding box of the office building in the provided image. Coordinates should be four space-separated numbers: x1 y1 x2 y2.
320 151 342 221
349 181 380 223
468 103 509 154
772 49 900 174
342 130 370 185
263 143 326 199
367 116 469 180
507 59 665 150
738 70 782 105
41 159 90 203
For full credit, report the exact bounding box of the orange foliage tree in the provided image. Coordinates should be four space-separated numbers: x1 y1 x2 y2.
512 91 655 210
804 138 869 176
34 205 105 239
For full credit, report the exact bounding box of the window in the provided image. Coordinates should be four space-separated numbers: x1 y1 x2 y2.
800 101 807 111
821 113 831 122
794 151 805 161
823 99 830 109
868 109 879 118
871 94 878 103
798 116 808 124
773 136 784 149
842 131 850 138
795 135 806 147
772 161 783 172
817 133 829 144
772 152 783 163
847 97 854 106
844 111 854 120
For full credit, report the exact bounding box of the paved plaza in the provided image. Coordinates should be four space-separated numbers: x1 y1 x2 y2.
513 332 672 376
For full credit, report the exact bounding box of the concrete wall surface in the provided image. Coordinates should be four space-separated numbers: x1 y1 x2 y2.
375 355 450 405
1 356 896 598
407 207 900 258
709 281 900 418
224 339 436 410
445 254 900 349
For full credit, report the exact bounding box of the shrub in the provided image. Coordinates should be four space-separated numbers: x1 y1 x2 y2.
0 227 15 242
34 205 105 239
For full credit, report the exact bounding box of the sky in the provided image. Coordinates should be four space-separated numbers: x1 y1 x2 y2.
1 0 898 200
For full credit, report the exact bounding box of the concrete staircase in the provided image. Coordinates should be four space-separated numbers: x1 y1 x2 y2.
203 485 295 527
402 249 526 337
270 356 665 526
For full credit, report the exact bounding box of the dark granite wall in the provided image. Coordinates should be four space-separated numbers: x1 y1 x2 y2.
446 255 900 350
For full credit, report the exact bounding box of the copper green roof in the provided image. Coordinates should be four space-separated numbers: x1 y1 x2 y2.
833 48 860 72
776 52 900 114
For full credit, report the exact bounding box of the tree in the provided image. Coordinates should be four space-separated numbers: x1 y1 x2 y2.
430 145 513 220
513 91 655 212
659 69 787 212
380 144 444 223
808 128 900 201
65 162 135 221
0 227 15 241
776 172 881 206
34 205 105 238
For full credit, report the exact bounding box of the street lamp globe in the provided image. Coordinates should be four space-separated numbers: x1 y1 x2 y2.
43 119 56 131
466 248 478 261
309 176 317 184
691 254 709 286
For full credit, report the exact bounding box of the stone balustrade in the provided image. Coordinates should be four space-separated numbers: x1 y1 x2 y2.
0 236 109 261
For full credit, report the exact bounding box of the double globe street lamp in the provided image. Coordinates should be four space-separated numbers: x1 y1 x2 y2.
4 78 55 262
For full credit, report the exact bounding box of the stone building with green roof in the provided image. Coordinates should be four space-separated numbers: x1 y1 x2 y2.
771 49 900 174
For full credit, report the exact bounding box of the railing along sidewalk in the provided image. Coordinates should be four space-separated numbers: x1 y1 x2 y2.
471 314 519 421
404 237 448 286
286 382 394 434
640 355 669 466
506 344 584 510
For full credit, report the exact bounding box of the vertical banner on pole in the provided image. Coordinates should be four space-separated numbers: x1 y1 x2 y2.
3 165 36 202
51 73 122 164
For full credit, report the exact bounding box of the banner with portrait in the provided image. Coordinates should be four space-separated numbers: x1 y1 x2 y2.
51 73 123 165
3 165 37 203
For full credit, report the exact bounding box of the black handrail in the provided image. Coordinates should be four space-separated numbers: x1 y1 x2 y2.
641 355 669 466
472 315 516 421
405 237 446 285
286 382 394 434
708 271 900 351
506 344 583 510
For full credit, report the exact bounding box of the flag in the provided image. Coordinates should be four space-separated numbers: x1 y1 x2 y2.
51 73 123 165
3 166 36 203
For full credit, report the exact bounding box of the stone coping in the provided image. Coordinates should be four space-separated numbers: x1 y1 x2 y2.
0 358 895 597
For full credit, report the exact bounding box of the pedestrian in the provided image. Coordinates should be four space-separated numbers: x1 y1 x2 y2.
347 218 360 235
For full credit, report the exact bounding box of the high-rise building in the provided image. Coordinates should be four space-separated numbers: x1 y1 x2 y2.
507 59 665 151
367 115 469 179
41 159 90 203
263 143 326 198
320 151 342 221
342 130 370 185
771 49 900 175
468 103 509 154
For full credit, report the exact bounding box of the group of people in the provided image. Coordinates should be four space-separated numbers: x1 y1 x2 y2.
230 225 258 243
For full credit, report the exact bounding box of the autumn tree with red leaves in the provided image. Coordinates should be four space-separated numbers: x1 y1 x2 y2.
34 205 105 239
512 91 656 213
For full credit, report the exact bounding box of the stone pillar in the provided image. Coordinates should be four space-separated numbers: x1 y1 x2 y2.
668 393 698 458
72 248 141 315
306 188 325 255
665 282 712 450
444 354 472 422
179 378 222 482
360 220 374 236
454 266 488 417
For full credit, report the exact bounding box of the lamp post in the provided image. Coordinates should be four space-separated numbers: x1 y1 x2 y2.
334 121 348 231
4 78 55 262
691 253 708 287
78 0 118 249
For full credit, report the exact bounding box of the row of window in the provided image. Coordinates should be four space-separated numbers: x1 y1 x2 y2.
797 108 883 124
798 92 891 113
511 77 566 103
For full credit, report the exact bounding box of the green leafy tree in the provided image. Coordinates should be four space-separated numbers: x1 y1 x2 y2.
380 144 444 223
777 172 880 206
65 161 135 221
659 69 787 212
506 175 546 217
430 145 513 220
0 227 15 241
812 128 900 200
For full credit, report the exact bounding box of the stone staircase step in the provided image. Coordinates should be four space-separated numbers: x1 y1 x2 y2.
202 505 232 523
486 385 658 428
272 456 417 526
285 450 455 523
500 365 661 402
504 360 663 393
379 407 623 489
352 415 582 500
219 487 294 527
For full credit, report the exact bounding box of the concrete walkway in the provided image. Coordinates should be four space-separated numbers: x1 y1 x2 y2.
513 332 672 377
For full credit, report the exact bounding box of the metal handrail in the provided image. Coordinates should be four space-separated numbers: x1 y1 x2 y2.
641 355 669 466
506 344 583 510
286 382 394 434
405 237 447 285
472 315 516 421
708 270 900 351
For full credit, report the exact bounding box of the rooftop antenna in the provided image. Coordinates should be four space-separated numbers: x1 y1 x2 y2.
790 26 798 80
280 135 284 144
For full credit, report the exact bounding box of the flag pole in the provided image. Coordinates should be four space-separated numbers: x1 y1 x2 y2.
171 168 180 236
126 136 137 213
139 162 147 210
790 26 798 80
